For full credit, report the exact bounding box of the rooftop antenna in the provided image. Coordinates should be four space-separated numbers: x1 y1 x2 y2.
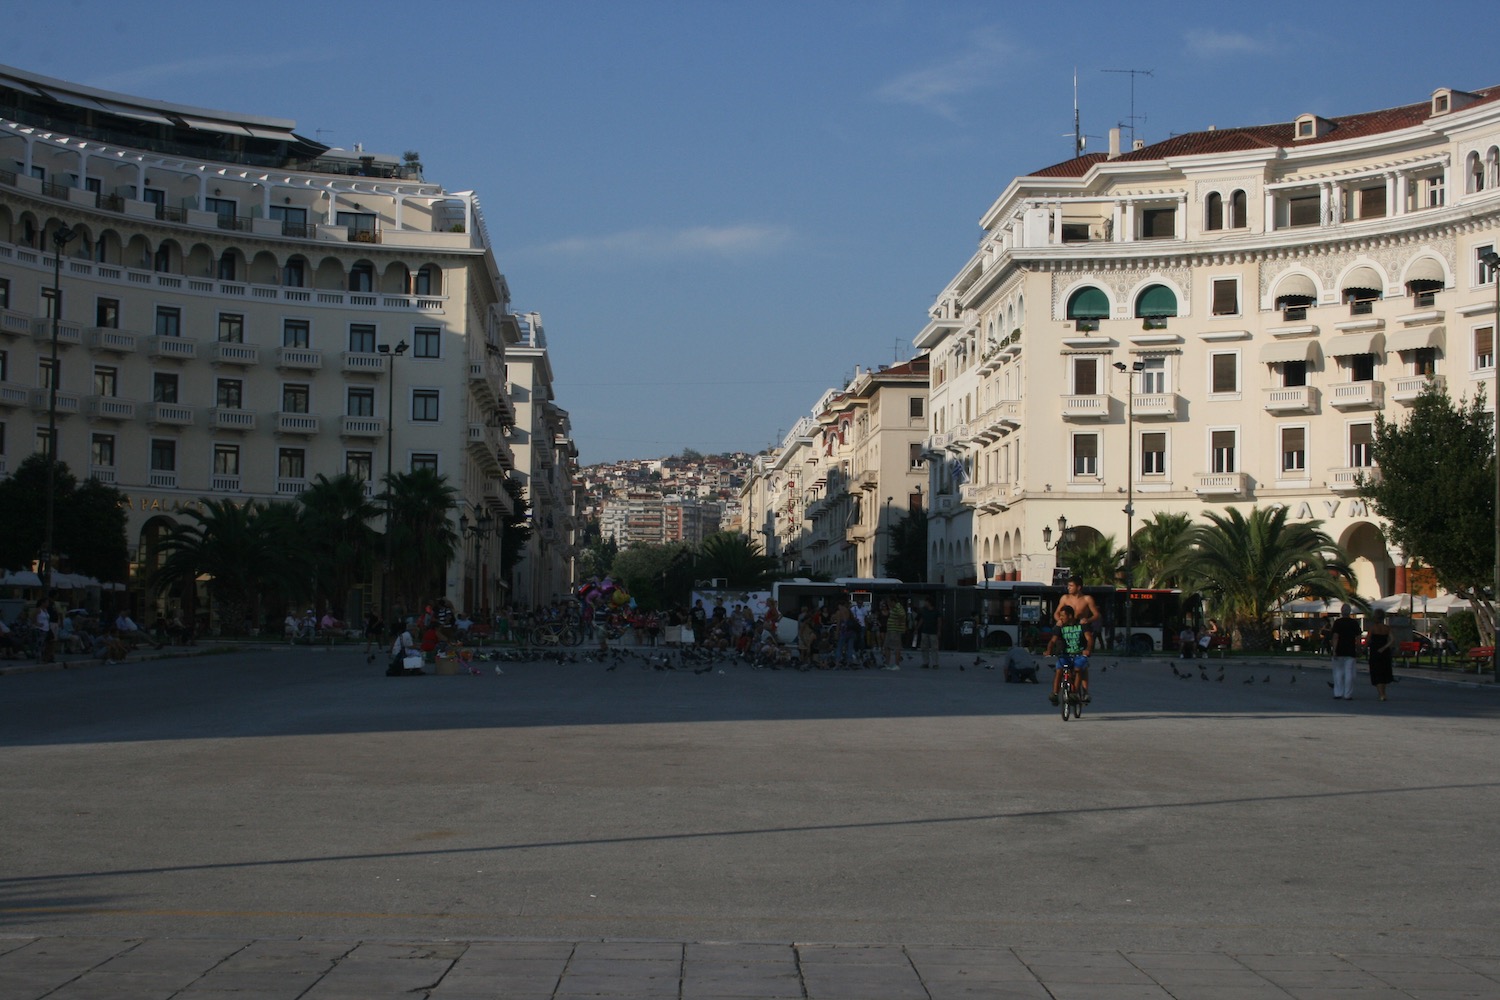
1102 68 1153 147
1072 68 1083 156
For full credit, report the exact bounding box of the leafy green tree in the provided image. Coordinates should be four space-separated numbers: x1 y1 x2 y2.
1130 511 1194 587
499 476 532 580
696 531 778 588
611 543 693 610
883 510 928 581
1361 383 1496 645
380 469 458 615
1169 506 1354 651
149 499 302 634
297 473 381 617
0 454 129 582
575 520 617 581
1064 533 1124 586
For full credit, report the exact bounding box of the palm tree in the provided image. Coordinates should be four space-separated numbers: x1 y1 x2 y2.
696 531 779 588
149 498 302 634
298 473 382 618
1130 511 1194 587
1065 533 1124 586
380 469 458 615
1169 506 1354 651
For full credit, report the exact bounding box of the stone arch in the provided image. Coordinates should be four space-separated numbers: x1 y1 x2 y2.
124 233 152 270
152 237 183 273
248 250 279 286
413 262 443 296
1063 282 1112 321
348 257 376 292
380 261 410 295
311 255 343 290
1339 521 1393 599
184 241 216 278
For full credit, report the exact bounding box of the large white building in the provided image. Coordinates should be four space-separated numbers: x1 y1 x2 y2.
917 85 1500 604
0 64 577 621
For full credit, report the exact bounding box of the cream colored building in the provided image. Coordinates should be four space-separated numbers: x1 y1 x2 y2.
742 358 929 577
917 85 1500 601
0 64 577 620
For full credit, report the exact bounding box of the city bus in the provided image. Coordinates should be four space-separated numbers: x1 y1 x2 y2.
953 581 1185 654
768 578 946 645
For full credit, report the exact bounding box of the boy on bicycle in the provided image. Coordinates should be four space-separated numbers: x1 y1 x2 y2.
1047 604 1093 705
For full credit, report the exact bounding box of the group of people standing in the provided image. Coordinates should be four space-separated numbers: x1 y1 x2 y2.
1322 604 1396 701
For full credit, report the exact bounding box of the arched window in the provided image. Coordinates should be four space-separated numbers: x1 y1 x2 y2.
1135 284 1178 328
1469 151 1486 193
1066 286 1109 330
1229 189 1247 228
349 261 374 292
1205 192 1224 231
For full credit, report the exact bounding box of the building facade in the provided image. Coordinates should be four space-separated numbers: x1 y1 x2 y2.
917 86 1500 599
0 64 577 621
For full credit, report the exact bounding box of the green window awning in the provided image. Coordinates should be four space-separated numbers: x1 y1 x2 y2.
1067 286 1110 319
1136 284 1178 318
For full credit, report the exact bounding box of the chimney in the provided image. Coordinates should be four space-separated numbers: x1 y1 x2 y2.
1132 139 1146 151
1108 127 1121 159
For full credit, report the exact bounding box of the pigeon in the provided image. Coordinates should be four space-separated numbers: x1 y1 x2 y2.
1243 676 1255 684
1263 675 1271 684
1290 674 1297 685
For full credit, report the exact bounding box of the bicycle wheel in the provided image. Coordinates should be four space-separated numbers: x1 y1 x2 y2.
1071 686 1084 719
560 626 581 647
530 625 557 646
1060 681 1071 721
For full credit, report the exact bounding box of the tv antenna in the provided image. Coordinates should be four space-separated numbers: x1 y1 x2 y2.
1102 68 1153 147
314 128 336 142
1062 69 1100 156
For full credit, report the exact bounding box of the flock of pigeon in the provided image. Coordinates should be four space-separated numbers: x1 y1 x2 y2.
1169 661 1298 685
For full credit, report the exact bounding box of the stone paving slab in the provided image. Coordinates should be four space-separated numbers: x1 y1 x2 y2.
3 937 1499 1000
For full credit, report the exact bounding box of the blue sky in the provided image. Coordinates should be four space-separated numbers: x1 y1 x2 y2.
15 1 1499 464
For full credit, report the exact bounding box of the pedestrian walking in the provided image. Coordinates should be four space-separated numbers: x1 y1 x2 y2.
916 598 942 669
1365 608 1395 701
1323 604 1362 700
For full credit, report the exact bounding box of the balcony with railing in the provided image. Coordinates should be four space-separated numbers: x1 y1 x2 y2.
0 380 31 407
276 478 309 496
86 327 138 354
208 408 257 431
211 475 242 492
1 307 32 338
1061 394 1110 420
148 471 178 489
1192 471 1250 497
145 335 198 361
468 356 504 409
1129 392 1178 419
211 342 259 367
144 402 194 426
30 316 83 347
338 416 385 438
1391 374 1445 404
29 388 80 415
341 351 386 376
467 422 504 473
1328 466 1380 493
87 465 116 484
86 396 137 421
1264 385 1319 414
1328 380 1385 410
275 413 319 435
274 347 323 371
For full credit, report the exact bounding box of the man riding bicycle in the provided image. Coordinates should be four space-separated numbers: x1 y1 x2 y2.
1047 604 1093 705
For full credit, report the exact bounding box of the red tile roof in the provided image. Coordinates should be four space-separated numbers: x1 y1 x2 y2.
1026 87 1500 177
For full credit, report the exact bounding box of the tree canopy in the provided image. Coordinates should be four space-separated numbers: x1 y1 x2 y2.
0 454 128 581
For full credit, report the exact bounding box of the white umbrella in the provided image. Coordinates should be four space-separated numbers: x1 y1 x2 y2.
1370 594 1412 612
1421 593 1472 613
0 569 43 587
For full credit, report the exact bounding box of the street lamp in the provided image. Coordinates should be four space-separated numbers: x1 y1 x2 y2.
981 560 995 648
459 506 494 614
1482 249 1500 680
376 339 408 626
1042 515 1072 552
41 225 77 594
1114 359 1145 654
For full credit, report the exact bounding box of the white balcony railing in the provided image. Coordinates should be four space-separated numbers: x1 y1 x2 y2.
148 471 178 489
145 402 194 425
1328 466 1380 492
212 342 259 366
1391 374 1445 403
1061 394 1109 420
86 396 137 421
275 413 319 435
211 475 242 493
274 347 323 371
1263 386 1319 413
208 408 257 431
338 416 385 438
1192 471 1249 496
1328 381 1385 410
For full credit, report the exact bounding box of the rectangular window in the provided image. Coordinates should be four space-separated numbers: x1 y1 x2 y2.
216 378 242 409
1350 423 1375 467
150 438 176 472
283 319 310 348
1281 427 1306 473
93 366 118 397
348 324 377 353
1348 353 1376 382
1355 184 1386 219
1211 278 1239 316
278 448 306 480
35 427 52 457
0 277 9 309
346 451 373 481
204 196 236 220
39 358 56 390
1140 357 1166 394
908 442 923 469
152 372 179 404
1479 245 1496 286
1287 193 1320 227
1072 356 1099 395
1211 429 1237 473
413 326 441 358
91 433 115 468
155 306 180 337
1141 432 1166 475
909 396 924 419
1210 352 1239 394
96 298 119 328
0 350 7 381
410 453 439 473
217 251 236 282
411 389 440 421
1412 347 1437 378
41 286 59 320
1140 207 1176 240
1476 325 1494 370
282 383 310 414
282 259 305 287
1072 434 1099 477
347 386 375 416
214 444 240 475
1282 360 1308 388
1426 173 1445 208
218 313 244 343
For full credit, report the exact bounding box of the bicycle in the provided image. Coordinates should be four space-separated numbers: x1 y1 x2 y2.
1057 654 1086 721
528 621 580 647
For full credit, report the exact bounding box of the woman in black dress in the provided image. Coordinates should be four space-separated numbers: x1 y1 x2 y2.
1365 609 1395 701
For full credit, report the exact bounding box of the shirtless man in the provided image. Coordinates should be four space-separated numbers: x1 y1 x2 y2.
1054 576 1101 632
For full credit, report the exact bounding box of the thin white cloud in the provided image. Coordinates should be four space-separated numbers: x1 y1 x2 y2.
91 51 321 93
875 27 1013 122
1184 29 1270 58
534 224 794 262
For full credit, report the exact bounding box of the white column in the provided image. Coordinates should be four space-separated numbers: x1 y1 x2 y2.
1265 190 1277 232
